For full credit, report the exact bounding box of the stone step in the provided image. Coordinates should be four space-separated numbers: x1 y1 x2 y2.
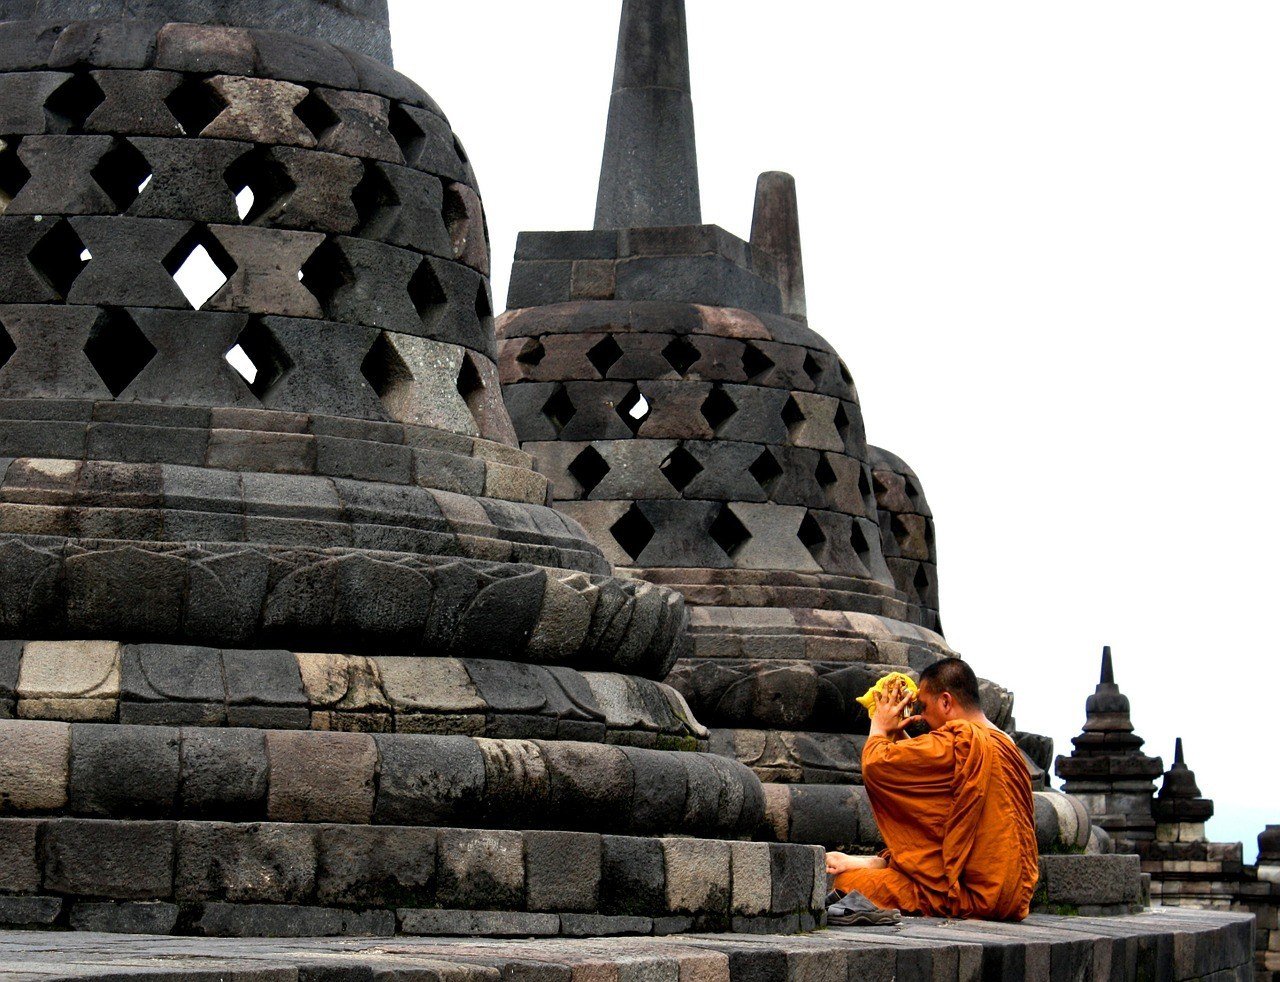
0 817 826 936
0 907 1256 979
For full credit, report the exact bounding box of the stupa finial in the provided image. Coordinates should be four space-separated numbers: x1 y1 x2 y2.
594 0 702 229
751 171 808 324
1100 645 1114 685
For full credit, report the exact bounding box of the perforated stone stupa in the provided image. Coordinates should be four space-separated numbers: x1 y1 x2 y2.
498 0 1082 857
0 0 827 938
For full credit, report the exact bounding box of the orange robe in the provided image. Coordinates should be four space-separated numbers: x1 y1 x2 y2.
833 720 1039 920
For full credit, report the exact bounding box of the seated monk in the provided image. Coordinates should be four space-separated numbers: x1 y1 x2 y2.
825 657 1039 921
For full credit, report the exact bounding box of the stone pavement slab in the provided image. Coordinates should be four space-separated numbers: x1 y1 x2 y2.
0 908 1254 981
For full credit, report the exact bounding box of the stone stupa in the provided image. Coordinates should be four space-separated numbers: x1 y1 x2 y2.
498 0 1086 856
0 0 825 938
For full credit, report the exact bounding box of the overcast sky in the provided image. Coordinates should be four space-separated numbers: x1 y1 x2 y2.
389 1 1280 858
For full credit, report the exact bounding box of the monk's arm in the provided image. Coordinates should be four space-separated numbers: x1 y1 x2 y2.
861 730 956 792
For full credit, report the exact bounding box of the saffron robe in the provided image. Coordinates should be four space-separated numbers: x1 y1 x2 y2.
833 720 1039 920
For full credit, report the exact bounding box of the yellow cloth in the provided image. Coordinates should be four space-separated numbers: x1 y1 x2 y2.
855 672 918 717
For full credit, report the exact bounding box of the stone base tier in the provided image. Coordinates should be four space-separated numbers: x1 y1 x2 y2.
755 780 1099 857
0 908 1256 978
0 818 826 937
0 640 708 746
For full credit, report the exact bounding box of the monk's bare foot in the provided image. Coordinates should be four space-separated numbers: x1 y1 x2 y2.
825 852 888 875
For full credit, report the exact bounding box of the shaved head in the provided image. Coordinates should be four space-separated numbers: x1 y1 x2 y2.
917 657 981 710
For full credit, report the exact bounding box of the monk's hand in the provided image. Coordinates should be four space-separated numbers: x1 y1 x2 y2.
869 690 922 740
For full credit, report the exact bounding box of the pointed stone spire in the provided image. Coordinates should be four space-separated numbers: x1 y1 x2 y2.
751 172 808 324
1154 738 1214 825
1055 646 1164 849
595 0 702 229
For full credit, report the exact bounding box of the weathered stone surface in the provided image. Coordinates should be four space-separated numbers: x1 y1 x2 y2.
436 829 525 910
0 719 69 812
265 730 376 824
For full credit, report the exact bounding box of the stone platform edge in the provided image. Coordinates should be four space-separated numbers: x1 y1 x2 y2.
0 908 1256 981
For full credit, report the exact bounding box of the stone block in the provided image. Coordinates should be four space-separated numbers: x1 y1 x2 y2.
68 901 179 935
376 656 484 713
436 829 525 910
398 909 561 937
187 902 394 938
315 824 436 907
222 648 306 708
373 734 486 826
601 835 665 916
68 723 180 817
0 819 40 892
731 841 772 916
266 730 377 824
559 913 653 937
43 818 175 900
179 727 269 820
662 838 730 915
0 718 69 812
0 895 62 929
175 821 316 904
769 843 813 914
17 640 120 719
525 830 602 913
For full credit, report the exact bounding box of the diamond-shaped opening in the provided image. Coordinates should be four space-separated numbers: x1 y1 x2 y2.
903 476 922 506
850 521 873 564
453 136 470 165
84 307 155 397
0 138 30 213
839 360 853 384
29 219 89 299
891 514 912 549
782 394 806 433
45 73 106 130
456 351 486 422
587 335 623 377
798 511 826 560
299 239 353 313
860 467 875 502
709 504 751 559
361 331 412 409
442 182 473 258
662 335 699 376
541 383 576 434
294 90 339 141
660 445 703 493
226 147 296 225
0 318 14 371
227 317 292 401
803 352 823 385
749 448 783 493
913 564 931 594
388 103 425 162
475 283 492 325
610 503 654 563
164 77 226 138
408 259 448 328
166 227 236 310
701 386 737 432
815 454 837 488
351 161 398 231
516 338 545 367
616 383 651 435
834 402 851 441
742 342 774 381
568 446 610 496
92 139 152 212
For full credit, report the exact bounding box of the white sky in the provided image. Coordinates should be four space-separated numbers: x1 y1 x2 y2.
389 0 1280 859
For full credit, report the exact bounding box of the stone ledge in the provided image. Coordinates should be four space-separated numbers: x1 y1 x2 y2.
0 818 826 931
0 908 1255 979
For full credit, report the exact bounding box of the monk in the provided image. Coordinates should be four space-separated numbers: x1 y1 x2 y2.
825 658 1039 921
